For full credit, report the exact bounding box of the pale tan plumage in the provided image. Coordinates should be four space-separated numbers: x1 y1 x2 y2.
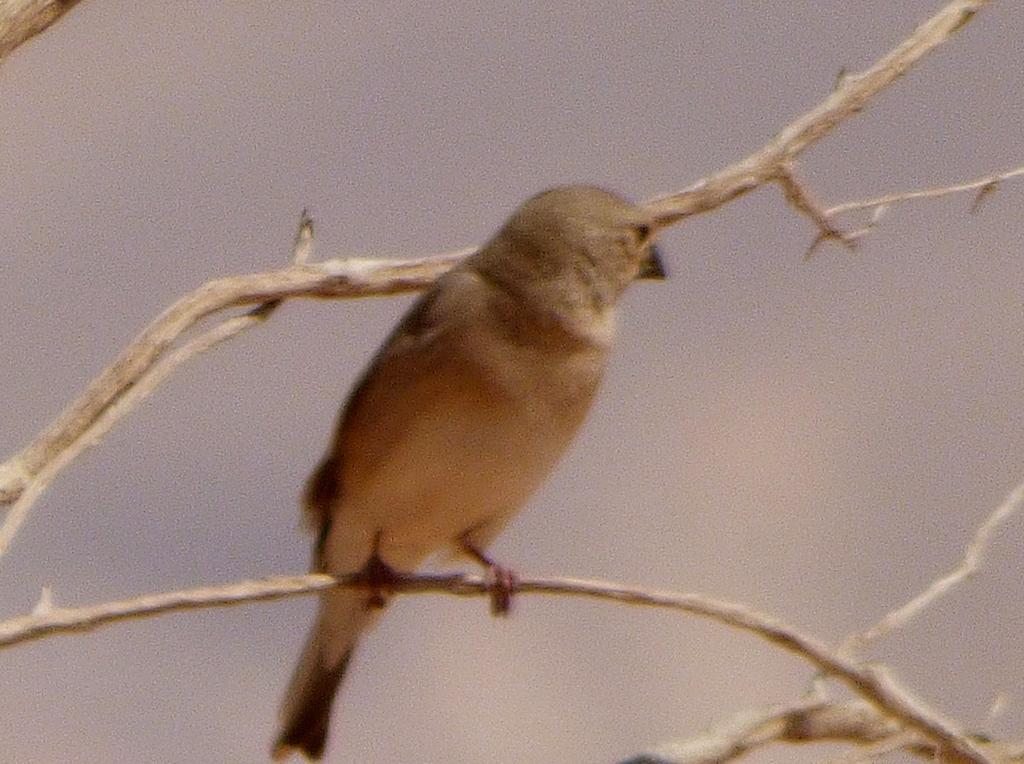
273 186 671 760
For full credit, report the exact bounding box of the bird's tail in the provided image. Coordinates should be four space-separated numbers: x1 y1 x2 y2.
272 589 381 761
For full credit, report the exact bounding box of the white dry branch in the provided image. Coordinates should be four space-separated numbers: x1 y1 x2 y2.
0 569 1001 762
0 0 1003 543
0 213 317 557
622 695 925 764
619 476 1024 763
14 463 1024 762
640 0 994 229
0 248 469 513
1 1 1021 763
825 164 1024 219
802 164 1024 257
843 477 1024 655
0 0 82 62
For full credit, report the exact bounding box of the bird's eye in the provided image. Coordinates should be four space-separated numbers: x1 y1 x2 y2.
635 224 651 242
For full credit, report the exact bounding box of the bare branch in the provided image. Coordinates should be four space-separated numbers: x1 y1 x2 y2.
291 210 315 264
774 164 858 259
0 249 468 506
0 0 83 63
627 695 1024 764
1 573 337 647
623 696 934 764
0 570 993 763
826 732 936 764
786 163 1024 254
0 309 277 557
0 3 1015 762
631 468 1024 764
641 0 990 224
825 165 1024 218
0 1 992 530
843 477 1024 654
0 214 327 557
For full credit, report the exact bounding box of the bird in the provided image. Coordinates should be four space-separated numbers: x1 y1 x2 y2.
272 185 676 760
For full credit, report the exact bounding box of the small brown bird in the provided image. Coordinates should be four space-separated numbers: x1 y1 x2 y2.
273 186 675 760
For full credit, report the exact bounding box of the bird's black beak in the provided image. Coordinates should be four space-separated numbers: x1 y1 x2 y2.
638 244 668 280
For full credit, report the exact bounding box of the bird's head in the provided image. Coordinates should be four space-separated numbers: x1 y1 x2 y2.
499 186 674 306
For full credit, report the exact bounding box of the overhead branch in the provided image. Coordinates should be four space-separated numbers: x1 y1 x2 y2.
0 1 992 534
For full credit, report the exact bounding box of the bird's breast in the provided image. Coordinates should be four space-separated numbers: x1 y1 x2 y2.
330 321 608 569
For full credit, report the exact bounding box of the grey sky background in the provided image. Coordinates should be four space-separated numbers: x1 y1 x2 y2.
2 3 1023 763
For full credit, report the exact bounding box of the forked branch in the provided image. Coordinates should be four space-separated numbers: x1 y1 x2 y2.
0 1 995 554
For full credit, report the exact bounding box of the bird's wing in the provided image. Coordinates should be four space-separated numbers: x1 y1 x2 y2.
303 268 492 555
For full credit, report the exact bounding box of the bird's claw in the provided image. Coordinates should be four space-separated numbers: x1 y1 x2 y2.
359 553 398 609
483 564 519 617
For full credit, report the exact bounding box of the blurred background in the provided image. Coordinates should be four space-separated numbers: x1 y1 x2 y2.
1 2 1022 762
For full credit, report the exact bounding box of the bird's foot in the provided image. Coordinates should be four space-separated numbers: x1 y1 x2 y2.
482 563 519 617
358 552 399 609
459 537 519 616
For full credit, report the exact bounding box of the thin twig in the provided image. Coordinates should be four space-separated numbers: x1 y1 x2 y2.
822 730 929 764
0 250 468 507
0 213 322 557
632 471 1024 764
622 696 936 764
0 308 272 557
0 571 992 763
798 165 1024 254
0 4 1013 762
843 477 1024 654
774 164 858 259
642 0 990 225
825 165 1024 218
0 0 991 527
